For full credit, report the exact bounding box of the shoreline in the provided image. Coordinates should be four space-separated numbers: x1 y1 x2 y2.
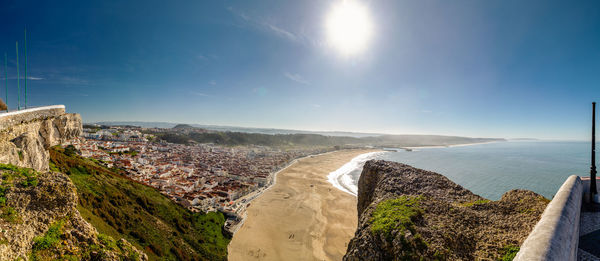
402 140 501 150
326 141 498 197
228 149 377 261
224 150 339 234
326 151 386 196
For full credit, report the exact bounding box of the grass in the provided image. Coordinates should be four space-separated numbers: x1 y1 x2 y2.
370 195 424 239
370 196 431 259
49 146 230 261
0 206 20 223
460 199 490 207
32 219 65 251
29 218 141 260
500 245 519 261
0 163 39 223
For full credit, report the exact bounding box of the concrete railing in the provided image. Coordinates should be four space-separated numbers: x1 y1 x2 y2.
514 175 582 261
0 105 65 129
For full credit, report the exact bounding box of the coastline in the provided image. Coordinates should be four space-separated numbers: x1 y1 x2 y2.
326 151 387 196
225 150 340 234
325 141 499 197
402 140 501 150
228 149 378 261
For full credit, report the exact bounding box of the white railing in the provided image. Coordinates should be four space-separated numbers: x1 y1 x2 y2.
515 175 582 261
0 105 65 118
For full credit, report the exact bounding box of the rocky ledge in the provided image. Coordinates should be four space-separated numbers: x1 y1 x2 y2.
344 160 549 260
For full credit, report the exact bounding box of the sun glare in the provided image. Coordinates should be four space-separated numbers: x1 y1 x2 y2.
326 0 373 56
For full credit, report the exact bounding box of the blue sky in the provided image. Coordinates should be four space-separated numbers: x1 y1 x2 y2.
1 0 599 140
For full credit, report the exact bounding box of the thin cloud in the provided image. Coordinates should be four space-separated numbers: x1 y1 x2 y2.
284 72 310 85
266 24 297 42
190 91 210 97
227 7 313 45
209 80 217 85
1 76 44 80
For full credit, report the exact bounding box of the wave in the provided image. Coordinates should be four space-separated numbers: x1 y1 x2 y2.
327 151 387 196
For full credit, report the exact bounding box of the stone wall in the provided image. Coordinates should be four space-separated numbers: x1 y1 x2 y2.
0 105 82 171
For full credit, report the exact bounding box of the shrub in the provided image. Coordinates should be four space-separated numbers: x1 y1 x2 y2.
500 245 519 261
98 233 117 250
0 206 20 223
32 219 65 251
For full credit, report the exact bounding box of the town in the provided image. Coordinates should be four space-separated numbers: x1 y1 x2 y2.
69 125 334 233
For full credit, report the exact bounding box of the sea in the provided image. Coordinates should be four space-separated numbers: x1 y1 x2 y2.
328 141 595 200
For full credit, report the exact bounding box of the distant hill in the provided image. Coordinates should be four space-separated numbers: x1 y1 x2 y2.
49 146 230 261
93 121 505 147
172 124 195 129
93 121 383 138
148 128 504 148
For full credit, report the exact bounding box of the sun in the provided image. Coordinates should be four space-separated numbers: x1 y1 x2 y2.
326 0 373 56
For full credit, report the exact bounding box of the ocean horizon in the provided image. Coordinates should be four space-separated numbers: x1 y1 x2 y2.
329 140 596 200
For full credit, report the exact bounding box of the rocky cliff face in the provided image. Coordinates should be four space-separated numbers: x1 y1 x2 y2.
0 106 81 171
0 107 146 260
344 160 549 260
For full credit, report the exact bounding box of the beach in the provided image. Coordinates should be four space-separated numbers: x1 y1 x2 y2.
228 149 378 261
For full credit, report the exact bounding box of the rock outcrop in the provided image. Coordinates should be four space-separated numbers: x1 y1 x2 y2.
0 106 147 260
0 98 6 111
0 106 81 171
0 166 147 260
344 160 549 260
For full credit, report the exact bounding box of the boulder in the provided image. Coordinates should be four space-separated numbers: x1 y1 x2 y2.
0 98 6 110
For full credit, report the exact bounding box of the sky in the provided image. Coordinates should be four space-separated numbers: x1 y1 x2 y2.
0 0 599 140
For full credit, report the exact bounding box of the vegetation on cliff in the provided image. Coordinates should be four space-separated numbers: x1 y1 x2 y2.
49 146 230 261
0 163 39 224
370 196 423 240
0 164 142 260
29 217 142 260
344 160 549 260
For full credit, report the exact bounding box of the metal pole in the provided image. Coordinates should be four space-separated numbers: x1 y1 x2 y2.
4 53 7 111
592 102 597 202
24 27 27 108
16 41 19 110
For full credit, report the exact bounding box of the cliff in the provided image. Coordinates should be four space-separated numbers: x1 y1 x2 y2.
0 106 146 260
0 106 81 171
344 160 549 260
0 164 147 260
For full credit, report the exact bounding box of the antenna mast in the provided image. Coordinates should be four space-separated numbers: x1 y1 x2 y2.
4 53 7 111
16 41 19 110
592 102 597 202
24 28 27 108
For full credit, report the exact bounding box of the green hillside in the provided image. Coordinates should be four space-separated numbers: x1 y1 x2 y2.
49 146 230 261
148 128 503 147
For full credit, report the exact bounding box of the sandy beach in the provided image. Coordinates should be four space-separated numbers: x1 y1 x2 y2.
228 149 377 261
